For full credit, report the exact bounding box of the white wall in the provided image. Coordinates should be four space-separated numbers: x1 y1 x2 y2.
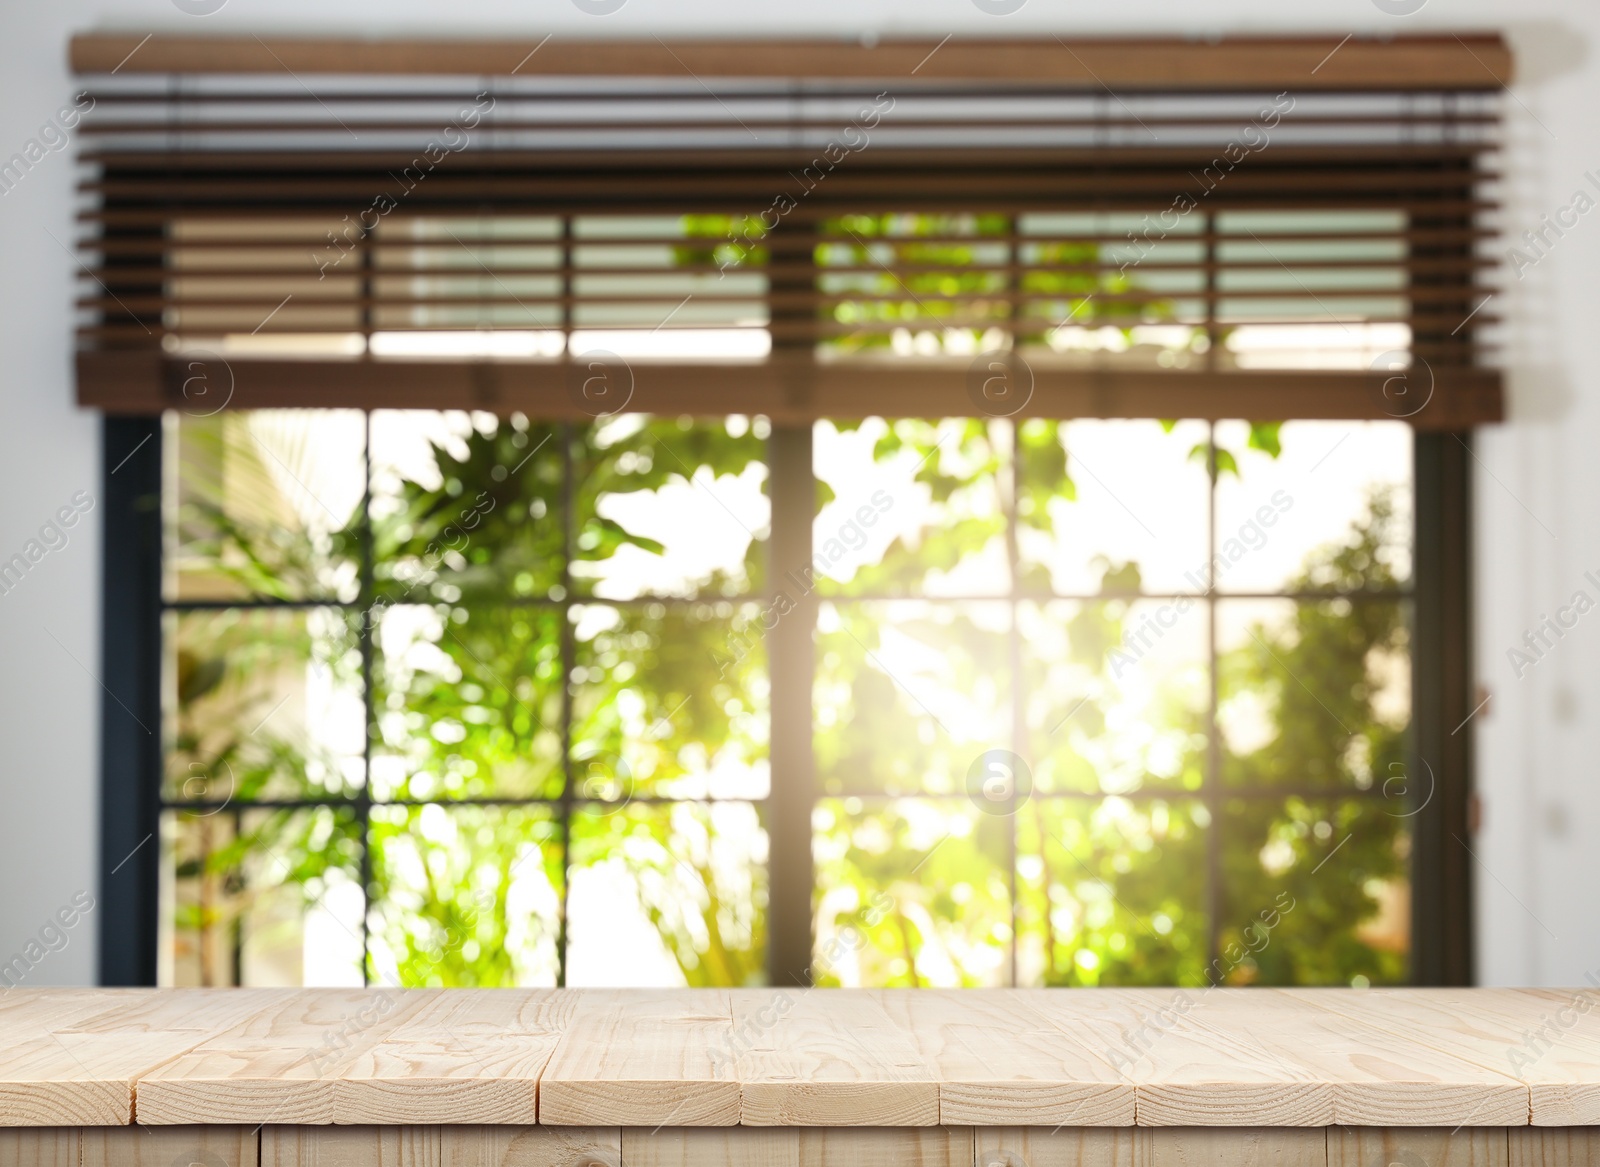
1 0 1594 987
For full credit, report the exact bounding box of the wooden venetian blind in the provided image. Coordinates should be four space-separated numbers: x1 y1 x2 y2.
71 34 1507 425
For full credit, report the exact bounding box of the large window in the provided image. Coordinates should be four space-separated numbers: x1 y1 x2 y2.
150 407 1418 989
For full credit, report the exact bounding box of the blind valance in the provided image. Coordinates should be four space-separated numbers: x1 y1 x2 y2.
69 35 1506 425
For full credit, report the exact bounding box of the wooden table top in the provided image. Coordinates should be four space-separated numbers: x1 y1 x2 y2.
0 988 1593 1129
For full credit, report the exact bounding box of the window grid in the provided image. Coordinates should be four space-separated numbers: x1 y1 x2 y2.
810 420 1412 987
157 414 1414 988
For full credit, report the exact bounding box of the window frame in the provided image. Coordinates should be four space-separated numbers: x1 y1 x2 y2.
97 414 1475 987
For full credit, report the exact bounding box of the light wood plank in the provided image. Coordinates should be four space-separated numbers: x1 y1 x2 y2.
440 1126 619 1167
621 1128 797 1167
1508 1128 1600 1167
83 1126 258 1167
880 991 1135 1127
974 1127 1148 1167
339 991 571 1125
0 991 272 1126
0 1038 134 1126
1292 982 1600 1094
1147 1128 1324 1167
263 1126 441 1167
1169 991 1526 1126
0 988 1588 1131
1026 990 1333 1127
0 991 132 1039
139 991 426 1125
797 1128 973 1167
538 991 738 1127
1329 1127 1507 1167
1278 991 1532 1125
0 1128 78 1167
733 991 937 1126
1462 990 1600 1126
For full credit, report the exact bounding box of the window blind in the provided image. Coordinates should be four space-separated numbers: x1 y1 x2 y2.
70 35 1505 425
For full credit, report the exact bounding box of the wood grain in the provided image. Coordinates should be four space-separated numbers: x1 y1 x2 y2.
880 991 1134 1126
0 992 274 1126
138 992 424 1125
1147 1128 1325 1167
796 1128 973 1167
339 991 570 1125
1 989 1598 1130
1508 1127 1600 1167
621 1128 798 1167
620 1128 971 1167
1027 989 1333 1127
0 1129 78 1167
1329 1126 1508 1167
1281 991 1535 1125
1429 989 1600 1126
537 991 738 1127
441 1127 619 1167
82 1126 257 1167
974 1127 1148 1167
263 1126 441 1167
1178 991 1527 1126
734 991 937 1126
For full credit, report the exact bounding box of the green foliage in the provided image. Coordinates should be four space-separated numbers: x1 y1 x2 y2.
367 804 561 987
672 213 769 272
367 416 564 602
814 212 1178 355
172 409 769 987
166 211 1411 991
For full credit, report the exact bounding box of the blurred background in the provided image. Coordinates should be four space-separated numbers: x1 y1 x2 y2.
0 0 1594 992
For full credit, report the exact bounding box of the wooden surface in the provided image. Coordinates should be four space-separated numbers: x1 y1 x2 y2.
0 989 1597 1128
538 991 740 1128
66 34 1512 89
5 1126 1548 1167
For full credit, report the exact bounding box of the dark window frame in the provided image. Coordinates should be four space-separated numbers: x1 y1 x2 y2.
98 415 1476 988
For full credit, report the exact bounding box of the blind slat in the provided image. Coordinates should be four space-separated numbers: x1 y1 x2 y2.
71 44 1504 425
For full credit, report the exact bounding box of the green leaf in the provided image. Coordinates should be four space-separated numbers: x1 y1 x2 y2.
1248 421 1284 459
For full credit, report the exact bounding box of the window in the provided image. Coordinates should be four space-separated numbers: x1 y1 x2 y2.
160 409 769 987
140 405 1422 989
84 37 1494 986
809 416 1414 988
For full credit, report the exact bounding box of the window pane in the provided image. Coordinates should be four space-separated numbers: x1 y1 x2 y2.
572 602 769 802
1213 211 1409 373
1016 797 1208 986
817 213 1012 358
161 806 363 987
366 804 562 987
1213 420 1412 593
1017 211 1208 366
1021 600 1208 795
372 604 563 802
813 418 1009 598
164 608 364 804
1017 419 1211 595
566 802 767 987
573 415 768 600
815 600 1010 798
812 797 1011 987
1220 798 1410 985
370 410 566 603
372 215 564 335
571 215 769 358
1217 598 1410 792
165 409 364 602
